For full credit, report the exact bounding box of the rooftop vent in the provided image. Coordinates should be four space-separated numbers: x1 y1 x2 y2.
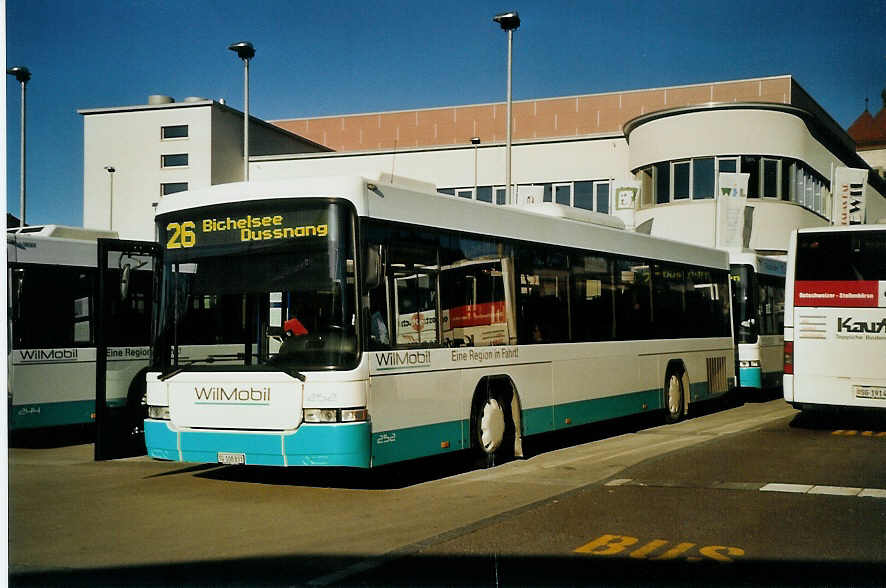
148 95 175 105
183 96 207 103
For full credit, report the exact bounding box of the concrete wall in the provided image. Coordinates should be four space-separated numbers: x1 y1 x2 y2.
83 105 213 240
252 135 631 191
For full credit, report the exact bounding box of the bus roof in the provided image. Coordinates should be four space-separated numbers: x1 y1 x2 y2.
795 223 886 235
155 176 729 270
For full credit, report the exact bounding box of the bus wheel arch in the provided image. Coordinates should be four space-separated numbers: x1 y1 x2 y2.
469 375 523 466
663 360 686 423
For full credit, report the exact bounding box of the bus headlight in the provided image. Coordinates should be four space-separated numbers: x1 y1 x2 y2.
147 405 170 420
304 408 368 423
304 409 338 423
341 408 368 422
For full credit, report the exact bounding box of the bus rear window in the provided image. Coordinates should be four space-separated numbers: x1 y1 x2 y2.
796 231 886 281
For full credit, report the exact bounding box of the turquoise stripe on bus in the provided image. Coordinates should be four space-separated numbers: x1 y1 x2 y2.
371 419 466 467
144 420 179 461
285 422 371 467
551 389 663 430
11 398 129 430
739 367 762 390
11 400 95 430
145 420 372 468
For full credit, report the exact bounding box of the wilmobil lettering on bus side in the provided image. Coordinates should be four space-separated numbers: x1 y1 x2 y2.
17 348 79 363
374 350 432 370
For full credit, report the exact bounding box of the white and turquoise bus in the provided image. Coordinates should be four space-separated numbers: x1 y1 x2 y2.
784 225 886 411
729 252 786 394
7 225 152 431
144 176 735 468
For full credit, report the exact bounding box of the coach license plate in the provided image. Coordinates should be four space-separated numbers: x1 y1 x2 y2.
218 452 246 465
854 386 886 400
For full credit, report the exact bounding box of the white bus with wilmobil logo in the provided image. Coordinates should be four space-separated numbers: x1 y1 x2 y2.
783 225 886 411
144 176 735 468
7 225 152 431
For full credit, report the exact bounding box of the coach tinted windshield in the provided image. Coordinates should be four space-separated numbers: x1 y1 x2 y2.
154 199 359 373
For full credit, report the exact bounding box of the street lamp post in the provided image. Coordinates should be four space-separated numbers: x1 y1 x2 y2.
228 41 255 181
104 166 116 230
492 12 519 205
7 66 31 225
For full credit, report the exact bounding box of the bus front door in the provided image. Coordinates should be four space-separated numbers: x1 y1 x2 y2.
95 238 160 461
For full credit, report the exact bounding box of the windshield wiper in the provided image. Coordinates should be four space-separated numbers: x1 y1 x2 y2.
260 357 307 382
157 353 243 381
158 354 307 382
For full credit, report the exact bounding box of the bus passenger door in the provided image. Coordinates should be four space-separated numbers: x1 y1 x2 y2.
95 238 160 461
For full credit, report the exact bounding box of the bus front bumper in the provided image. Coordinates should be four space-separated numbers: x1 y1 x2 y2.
144 419 372 468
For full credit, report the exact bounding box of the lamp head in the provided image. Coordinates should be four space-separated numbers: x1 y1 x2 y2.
471 137 481 145
228 41 255 60
493 11 520 31
6 66 31 83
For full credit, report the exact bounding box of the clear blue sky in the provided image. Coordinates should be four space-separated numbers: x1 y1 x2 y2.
5 0 885 228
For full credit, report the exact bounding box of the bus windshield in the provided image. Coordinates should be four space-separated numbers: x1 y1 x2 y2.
796 231 886 281
154 200 358 373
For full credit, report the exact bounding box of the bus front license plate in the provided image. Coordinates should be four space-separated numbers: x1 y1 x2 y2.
218 452 246 465
854 386 886 400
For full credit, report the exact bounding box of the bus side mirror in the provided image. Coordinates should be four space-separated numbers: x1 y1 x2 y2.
120 264 131 301
364 245 382 292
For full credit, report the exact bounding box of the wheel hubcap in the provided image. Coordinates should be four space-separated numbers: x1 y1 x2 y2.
668 375 681 418
480 398 505 453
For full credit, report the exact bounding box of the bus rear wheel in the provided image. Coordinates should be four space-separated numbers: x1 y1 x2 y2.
471 386 515 467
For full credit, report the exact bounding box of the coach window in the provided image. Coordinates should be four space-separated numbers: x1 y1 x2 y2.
652 263 685 338
614 259 651 340
440 235 514 347
104 266 152 346
386 228 440 347
13 266 94 349
518 246 570 343
571 254 614 341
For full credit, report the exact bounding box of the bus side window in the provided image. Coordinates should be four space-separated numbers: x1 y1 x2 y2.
386 234 440 348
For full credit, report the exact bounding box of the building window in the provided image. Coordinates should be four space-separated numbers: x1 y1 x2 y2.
554 183 571 206
161 182 188 196
161 125 188 140
717 157 738 174
495 187 507 205
574 181 594 211
762 158 779 198
673 161 690 200
595 182 610 214
161 153 189 168
456 188 474 200
655 162 670 204
438 188 455 196
741 156 760 198
692 157 715 200
476 186 492 203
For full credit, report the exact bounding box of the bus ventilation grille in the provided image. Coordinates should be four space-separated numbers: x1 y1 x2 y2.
706 356 728 396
